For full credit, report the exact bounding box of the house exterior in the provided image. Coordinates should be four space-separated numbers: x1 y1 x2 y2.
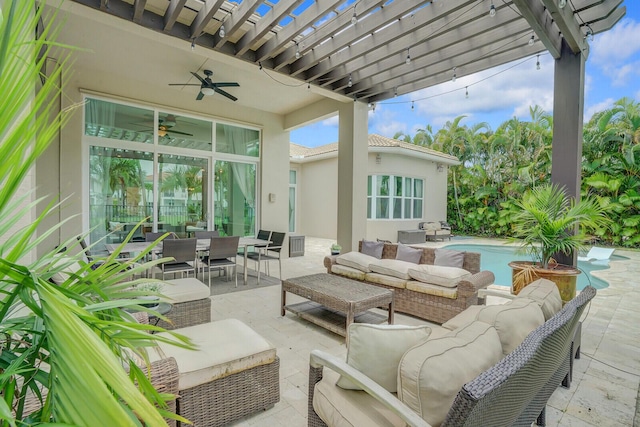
290 134 460 242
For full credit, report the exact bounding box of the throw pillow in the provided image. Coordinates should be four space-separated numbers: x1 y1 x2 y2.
434 248 465 268
336 324 432 393
361 239 384 259
408 264 471 288
396 243 423 264
335 251 378 273
398 321 503 427
516 278 562 320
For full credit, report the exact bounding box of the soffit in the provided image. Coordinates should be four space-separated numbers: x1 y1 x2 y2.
66 0 625 111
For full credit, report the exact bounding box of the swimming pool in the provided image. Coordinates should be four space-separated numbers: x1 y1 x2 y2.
442 243 621 290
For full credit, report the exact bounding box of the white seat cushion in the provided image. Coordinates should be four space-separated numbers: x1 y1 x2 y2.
314 369 405 427
398 321 503 426
369 259 416 280
364 272 407 289
405 281 458 299
331 264 366 281
336 251 378 272
161 278 210 303
150 319 276 390
408 264 471 288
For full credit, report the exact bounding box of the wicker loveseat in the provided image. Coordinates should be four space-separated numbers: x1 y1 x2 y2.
324 242 495 324
308 283 596 427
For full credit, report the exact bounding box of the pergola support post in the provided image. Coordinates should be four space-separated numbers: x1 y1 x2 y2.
551 39 586 267
336 101 368 252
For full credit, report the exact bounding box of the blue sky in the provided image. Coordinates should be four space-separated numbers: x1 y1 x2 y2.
291 2 640 148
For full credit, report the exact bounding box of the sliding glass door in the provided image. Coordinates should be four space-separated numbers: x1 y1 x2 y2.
214 160 256 236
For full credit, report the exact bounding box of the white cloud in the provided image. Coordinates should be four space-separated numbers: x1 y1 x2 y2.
589 18 640 87
369 104 408 137
584 98 615 122
321 115 339 127
406 55 554 126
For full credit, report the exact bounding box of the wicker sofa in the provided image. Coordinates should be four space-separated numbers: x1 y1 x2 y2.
308 282 596 427
324 242 495 324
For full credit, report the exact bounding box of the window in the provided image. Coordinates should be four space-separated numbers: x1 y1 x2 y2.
367 175 423 219
84 96 261 241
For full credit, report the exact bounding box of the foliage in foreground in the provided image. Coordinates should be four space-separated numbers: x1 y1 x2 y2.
0 1 191 425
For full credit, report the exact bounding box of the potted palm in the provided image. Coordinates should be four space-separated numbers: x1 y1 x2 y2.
508 183 610 303
0 1 191 424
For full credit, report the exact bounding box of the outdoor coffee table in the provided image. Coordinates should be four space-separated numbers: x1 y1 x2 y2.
281 273 394 344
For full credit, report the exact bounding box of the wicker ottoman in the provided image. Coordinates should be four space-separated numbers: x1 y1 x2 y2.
152 319 280 427
159 278 211 329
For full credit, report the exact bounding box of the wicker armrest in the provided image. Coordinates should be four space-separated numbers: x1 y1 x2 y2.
309 350 431 427
323 255 339 273
148 357 180 397
457 270 495 296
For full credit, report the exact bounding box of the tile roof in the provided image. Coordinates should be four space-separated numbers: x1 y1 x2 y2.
290 134 458 163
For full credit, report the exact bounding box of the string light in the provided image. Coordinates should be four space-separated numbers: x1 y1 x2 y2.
351 7 357 25
191 39 195 51
536 54 540 70
295 43 301 59
405 48 411 65
307 83 311 91
259 62 263 70
489 0 496 17
528 34 535 46
348 74 353 88
219 24 226 38
558 0 567 9
465 86 469 98
451 66 457 82
394 87 398 97
372 103 376 112
411 101 414 111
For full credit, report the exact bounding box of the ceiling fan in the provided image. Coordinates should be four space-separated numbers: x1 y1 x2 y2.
169 69 240 101
133 114 193 137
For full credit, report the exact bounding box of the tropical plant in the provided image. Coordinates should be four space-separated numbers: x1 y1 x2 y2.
0 1 191 424
509 183 611 269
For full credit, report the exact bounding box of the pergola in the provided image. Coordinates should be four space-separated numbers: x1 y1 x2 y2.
64 0 626 261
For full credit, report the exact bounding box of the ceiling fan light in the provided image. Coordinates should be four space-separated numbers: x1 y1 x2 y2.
158 129 167 137
201 87 215 96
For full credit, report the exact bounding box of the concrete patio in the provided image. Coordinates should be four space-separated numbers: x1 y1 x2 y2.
214 236 639 427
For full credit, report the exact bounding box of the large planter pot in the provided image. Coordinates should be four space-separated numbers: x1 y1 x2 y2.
508 261 580 304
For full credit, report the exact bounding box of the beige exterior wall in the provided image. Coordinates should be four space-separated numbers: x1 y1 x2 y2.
293 151 451 243
296 157 338 239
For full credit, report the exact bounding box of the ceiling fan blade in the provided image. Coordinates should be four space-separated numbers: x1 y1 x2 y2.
168 83 202 86
214 87 238 102
196 91 205 101
212 82 240 88
167 129 193 136
190 71 207 85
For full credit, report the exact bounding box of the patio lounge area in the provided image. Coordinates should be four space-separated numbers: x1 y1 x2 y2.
212 236 640 426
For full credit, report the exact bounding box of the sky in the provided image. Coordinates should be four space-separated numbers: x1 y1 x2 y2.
291 2 640 148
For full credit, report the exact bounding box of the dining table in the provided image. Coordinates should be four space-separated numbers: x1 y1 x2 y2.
105 237 270 284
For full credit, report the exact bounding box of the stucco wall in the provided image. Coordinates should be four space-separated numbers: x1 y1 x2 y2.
293 151 450 243
296 157 338 239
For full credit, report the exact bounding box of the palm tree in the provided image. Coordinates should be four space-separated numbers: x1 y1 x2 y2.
0 1 191 424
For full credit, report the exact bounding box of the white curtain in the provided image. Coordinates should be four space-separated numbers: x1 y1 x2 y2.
223 125 255 208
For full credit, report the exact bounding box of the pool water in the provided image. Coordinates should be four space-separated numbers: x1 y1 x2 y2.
442 244 621 290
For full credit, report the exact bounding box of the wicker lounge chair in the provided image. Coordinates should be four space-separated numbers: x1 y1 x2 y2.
307 286 596 427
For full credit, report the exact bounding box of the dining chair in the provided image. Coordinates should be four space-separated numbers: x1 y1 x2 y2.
241 229 271 257
159 238 197 280
195 230 221 275
194 230 220 239
201 236 240 288
145 231 177 242
248 231 285 284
